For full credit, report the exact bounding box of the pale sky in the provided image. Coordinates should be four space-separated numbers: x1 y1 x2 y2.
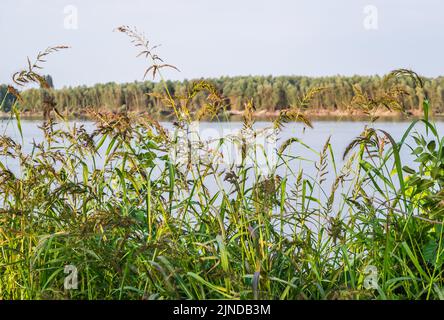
1 0 443 88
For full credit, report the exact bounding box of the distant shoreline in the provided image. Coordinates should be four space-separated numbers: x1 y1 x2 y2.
0 107 438 122
3 74 444 123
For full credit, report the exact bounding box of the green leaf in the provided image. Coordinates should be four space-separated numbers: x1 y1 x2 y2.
402 166 416 175
412 147 423 155
414 153 431 164
423 239 438 265
427 140 436 153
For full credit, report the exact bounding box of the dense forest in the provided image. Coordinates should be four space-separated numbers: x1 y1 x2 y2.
2 75 444 118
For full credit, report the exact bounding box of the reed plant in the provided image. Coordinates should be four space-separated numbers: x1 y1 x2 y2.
0 27 443 300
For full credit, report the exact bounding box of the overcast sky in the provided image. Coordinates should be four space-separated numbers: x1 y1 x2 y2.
1 0 443 88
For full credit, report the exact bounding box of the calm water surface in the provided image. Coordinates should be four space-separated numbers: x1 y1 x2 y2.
1 119 441 222
1 119 442 176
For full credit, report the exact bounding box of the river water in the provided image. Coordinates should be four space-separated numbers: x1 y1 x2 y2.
0 118 441 188
0 119 440 162
0 118 440 224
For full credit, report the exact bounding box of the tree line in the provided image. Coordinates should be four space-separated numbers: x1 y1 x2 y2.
1 75 444 117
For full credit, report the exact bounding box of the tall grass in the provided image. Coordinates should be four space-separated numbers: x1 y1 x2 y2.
0 27 443 300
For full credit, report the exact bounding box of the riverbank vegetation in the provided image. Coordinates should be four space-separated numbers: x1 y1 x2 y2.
0 27 443 300
2 73 444 120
